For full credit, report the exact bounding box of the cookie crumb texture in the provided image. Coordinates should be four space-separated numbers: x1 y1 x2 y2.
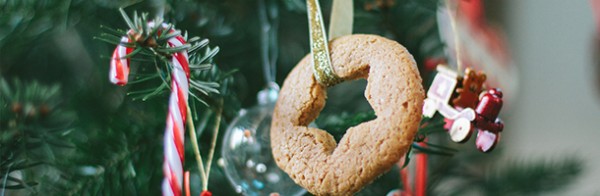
271 34 424 195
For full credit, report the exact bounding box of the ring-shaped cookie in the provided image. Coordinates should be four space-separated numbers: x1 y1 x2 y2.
271 34 424 195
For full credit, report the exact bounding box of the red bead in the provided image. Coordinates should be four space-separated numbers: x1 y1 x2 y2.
200 190 212 196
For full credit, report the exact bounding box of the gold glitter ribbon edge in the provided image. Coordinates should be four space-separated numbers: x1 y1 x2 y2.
307 0 342 87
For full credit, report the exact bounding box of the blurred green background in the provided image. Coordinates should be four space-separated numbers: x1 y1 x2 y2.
1 0 598 195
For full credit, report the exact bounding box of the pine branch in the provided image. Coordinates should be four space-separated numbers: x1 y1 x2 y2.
477 158 583 195
0 78 74 193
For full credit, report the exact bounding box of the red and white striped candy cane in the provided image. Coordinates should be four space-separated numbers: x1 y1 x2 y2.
109 36 133 86
109 23 190 196
161 25 190 196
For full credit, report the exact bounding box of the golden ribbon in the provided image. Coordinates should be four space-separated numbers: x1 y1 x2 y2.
307 0 342 87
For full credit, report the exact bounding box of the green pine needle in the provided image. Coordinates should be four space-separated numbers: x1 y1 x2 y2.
120 8 138 34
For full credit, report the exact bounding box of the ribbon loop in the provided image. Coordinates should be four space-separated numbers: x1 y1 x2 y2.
307 0 342 87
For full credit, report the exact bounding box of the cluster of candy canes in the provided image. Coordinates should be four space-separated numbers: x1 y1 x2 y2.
109 23 189 196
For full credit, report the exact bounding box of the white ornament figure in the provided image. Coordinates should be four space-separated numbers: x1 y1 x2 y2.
422 66 476 143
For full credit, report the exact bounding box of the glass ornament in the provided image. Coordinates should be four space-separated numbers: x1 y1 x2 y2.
221 84 305 196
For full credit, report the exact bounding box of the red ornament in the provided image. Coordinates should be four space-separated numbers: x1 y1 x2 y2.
200 190 212 196
474 88 504 133
473 88 504 153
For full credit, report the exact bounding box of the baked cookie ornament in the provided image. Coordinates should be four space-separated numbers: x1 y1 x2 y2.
271 34 424 195
271 1 424 194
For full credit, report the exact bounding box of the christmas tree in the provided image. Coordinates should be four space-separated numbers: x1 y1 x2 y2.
1 0 583 195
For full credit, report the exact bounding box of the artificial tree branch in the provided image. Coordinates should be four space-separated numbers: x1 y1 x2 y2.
203 99 223 191
186 105 207 190
186 99 223 191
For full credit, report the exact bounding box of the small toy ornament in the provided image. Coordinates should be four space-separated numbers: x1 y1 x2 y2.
423 65 504 152
423 66 476 143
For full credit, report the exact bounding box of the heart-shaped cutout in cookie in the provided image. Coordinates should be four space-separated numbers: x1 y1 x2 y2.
271 34 424 195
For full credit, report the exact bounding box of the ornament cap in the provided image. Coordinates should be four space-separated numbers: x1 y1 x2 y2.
200 190 212 196
257 82 280 105
489 88 503 98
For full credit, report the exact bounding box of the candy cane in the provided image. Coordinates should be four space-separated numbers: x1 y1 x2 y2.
109 23 190 196
161 26 189 196
110 36 133 86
